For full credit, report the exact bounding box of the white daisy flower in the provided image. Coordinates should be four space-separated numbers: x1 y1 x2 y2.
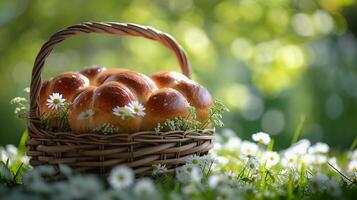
133 178 156 198
182 185 197 196
68 176 103 199
247 157 260 172
208 174 226 189
200 154 217 166
308 142 330 154
226 171 237 185
281 151 299 168
224 137 241 151
36 165 56 176
314 154 327 165
287 139 311 155
252 132 271 145
46 93 66 110
218 187 233 199
176 164 202 183
221 128 238 139
326 178 342 197
20 155 30 165
1 144 18 165
128 101 146 117
112 106 133 120
302 153 315 166
215 156 229 165
190 166 202 182
240 141 259 157
152 164 167 175
240 185 256 194
0 148 9 163
0 163 11 180
186 154 202 167
176 167 190 183
310 172 329 192
262 151 280 168
327 157 341 171
182 164 194 174
5 144 18 158
108 165 134 189
23 170 50 193
77 109 95 120
348 160 357 173
351 149 357 160
59 164 72 177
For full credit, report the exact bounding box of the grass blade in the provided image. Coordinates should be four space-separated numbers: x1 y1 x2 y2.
291 115 306 145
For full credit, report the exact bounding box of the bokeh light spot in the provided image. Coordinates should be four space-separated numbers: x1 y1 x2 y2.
261 109 285 135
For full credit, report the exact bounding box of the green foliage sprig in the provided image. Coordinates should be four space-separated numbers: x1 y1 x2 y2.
40 103 70 132
155 99 228 132
200 99 229 129
92 123 120 135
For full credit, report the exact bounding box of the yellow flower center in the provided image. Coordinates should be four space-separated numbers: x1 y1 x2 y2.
53 99 59 104
117 175 125 181
186 167 192 172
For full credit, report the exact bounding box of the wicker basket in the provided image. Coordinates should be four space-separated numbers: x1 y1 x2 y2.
26 22 214 176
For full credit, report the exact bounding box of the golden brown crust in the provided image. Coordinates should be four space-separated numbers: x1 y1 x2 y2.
173 80 212 109
79 66 107 84
151 71 213 122
68 83 141 133
68 86 96 132
104 70 157 102
94 68 128 86
151 71 189 88
40 67 213 133
92 82 136 113
142 88 190 130
39 72 89 115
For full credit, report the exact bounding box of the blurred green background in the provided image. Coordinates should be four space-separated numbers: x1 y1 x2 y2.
1 0 356 149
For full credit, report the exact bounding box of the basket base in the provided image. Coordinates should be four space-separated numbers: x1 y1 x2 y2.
26 128 214 176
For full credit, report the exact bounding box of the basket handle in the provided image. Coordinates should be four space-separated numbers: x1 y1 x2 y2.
29 22 191 120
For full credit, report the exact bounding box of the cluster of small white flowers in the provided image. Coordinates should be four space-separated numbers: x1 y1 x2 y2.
113 101 146 120
10 95 29 117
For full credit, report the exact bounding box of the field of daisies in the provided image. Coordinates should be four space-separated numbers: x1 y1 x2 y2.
0 130 356 200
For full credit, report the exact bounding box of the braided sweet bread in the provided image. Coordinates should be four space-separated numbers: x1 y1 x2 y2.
39 66 213 133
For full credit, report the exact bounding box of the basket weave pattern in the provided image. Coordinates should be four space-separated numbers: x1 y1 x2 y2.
26 22 214 175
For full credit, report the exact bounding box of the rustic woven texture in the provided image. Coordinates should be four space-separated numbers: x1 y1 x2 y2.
27 22 214 176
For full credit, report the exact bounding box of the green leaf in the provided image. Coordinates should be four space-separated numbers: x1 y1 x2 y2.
17 131 28 156
290 115 305 145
